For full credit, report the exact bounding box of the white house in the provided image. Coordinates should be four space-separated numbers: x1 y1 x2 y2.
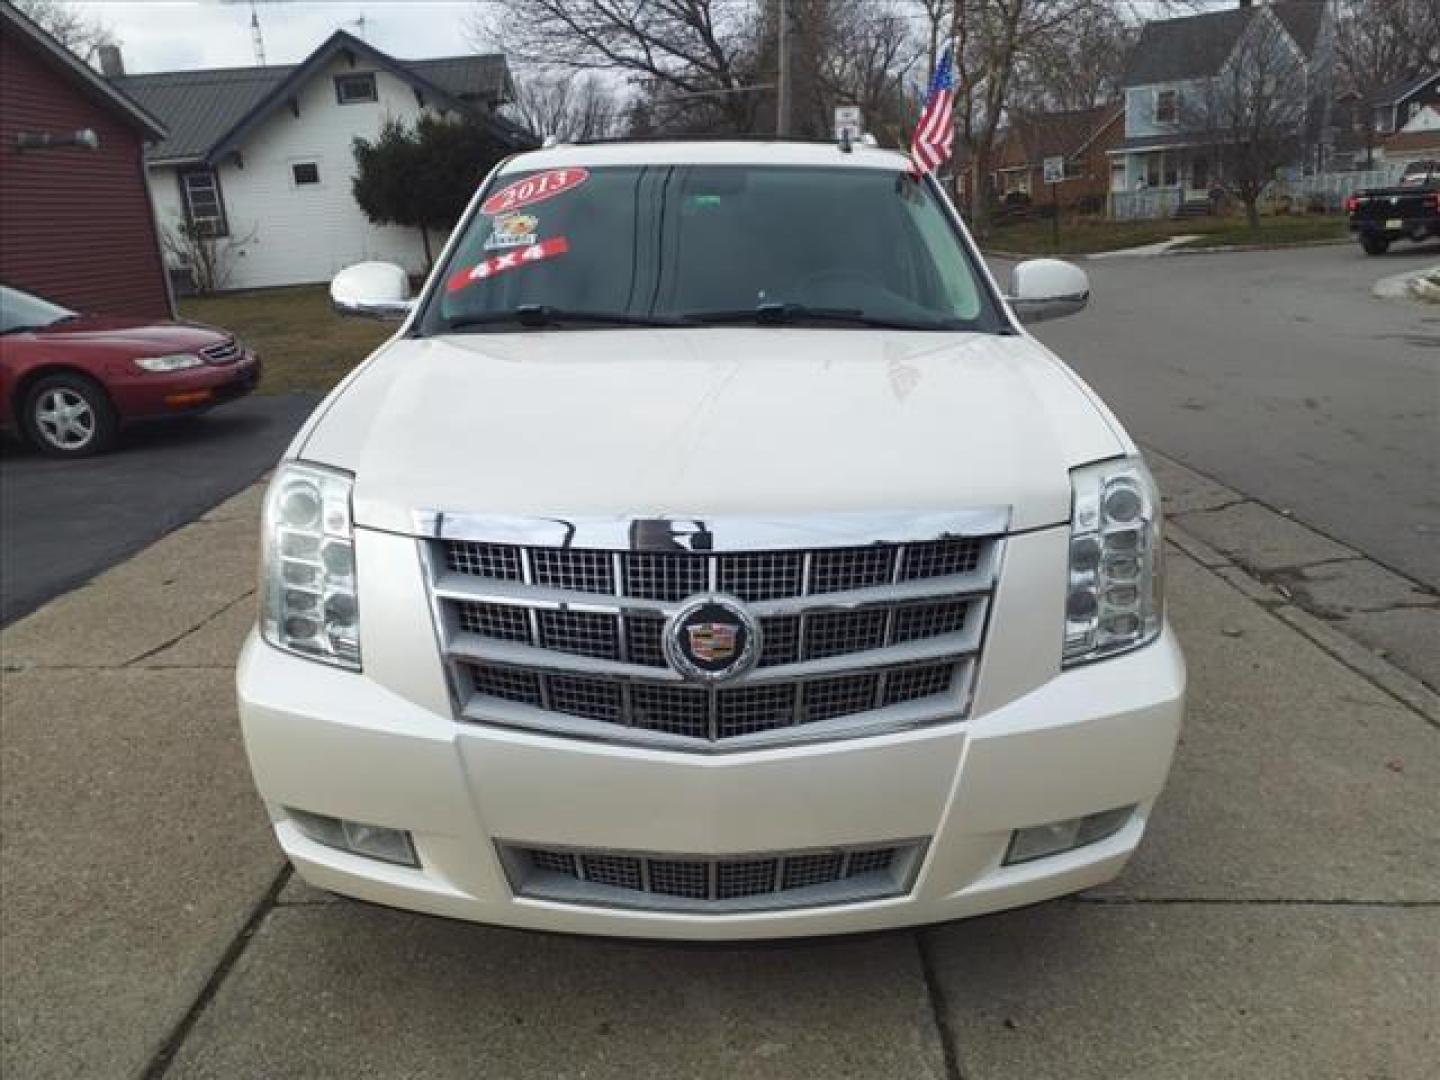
106 31 530 292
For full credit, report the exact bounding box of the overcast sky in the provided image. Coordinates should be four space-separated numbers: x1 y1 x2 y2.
74 0 1218 75
73 1 487 73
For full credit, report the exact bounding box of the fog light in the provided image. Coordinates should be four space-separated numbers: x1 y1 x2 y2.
1004 805 1136 865
287 808 418 867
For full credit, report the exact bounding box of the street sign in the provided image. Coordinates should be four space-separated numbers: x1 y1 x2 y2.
834 105 863 143
1043 156 1065 184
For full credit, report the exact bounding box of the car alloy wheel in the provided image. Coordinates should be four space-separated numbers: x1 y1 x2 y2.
34 387 97 451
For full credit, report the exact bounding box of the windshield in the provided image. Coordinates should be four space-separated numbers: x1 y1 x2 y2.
0 285 76 334
1399 161 1439 188
421 164 1001 334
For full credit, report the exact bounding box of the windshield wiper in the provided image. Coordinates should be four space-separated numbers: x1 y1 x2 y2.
446 305 693 331
686 303 958 331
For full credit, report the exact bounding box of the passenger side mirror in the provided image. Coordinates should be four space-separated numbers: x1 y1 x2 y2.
330 262 414 322
1006 259 1090 325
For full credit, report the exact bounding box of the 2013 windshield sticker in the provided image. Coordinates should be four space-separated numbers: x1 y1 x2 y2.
447 236 570 291
480 168 588 216
484 213 538 250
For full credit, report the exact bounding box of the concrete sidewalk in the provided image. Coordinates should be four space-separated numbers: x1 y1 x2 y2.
2 478 1436 1079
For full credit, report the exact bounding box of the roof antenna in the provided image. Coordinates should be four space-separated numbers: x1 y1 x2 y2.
349 14 368 40
249 0 267 66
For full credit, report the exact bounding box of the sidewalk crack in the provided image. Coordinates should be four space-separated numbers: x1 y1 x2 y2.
124 589 255 667
916 929 966 1080
141 864 291 1079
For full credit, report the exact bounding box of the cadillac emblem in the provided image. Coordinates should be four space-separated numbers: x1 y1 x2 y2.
664 596 759 682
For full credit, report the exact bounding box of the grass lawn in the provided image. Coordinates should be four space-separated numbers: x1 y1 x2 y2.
983 212 1346 256
180 285 391 395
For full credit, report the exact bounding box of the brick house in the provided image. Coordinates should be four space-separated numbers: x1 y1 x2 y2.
990 103 1124 211
0 2 172 317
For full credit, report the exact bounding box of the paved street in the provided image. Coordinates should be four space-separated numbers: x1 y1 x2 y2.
2 459 1436 1079
0 394 315 626
992 242 1440 590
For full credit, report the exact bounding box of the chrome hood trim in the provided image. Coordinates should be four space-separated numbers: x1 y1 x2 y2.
412 507 1012 550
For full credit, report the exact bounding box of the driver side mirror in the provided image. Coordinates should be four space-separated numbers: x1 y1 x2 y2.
1006 259 1090 325
330 262 414 322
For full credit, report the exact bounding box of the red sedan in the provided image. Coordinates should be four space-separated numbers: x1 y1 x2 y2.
0 284 261 457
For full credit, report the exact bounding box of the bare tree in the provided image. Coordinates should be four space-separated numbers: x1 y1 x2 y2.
11 0 115 63
162 221 257 295
508 71 622 142
792 0 922 144
1187 12 1306 234
948 0 1111 233
470 0 768 134
1008 3 1135 113
1333 0 1440 165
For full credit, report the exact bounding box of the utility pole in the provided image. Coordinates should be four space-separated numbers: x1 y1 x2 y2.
249 0 267 66
776 0 793 137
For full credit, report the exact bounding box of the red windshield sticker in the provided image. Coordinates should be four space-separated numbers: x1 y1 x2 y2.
480 168 589 216
447 236 570 292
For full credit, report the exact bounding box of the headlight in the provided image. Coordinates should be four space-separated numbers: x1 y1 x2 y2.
260 462 361 669
134 353 203 372
1063 456 1163 665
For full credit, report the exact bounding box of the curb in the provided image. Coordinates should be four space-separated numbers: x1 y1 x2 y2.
983 236 1350 261
1166 237 1351 255
1165 519 1440 728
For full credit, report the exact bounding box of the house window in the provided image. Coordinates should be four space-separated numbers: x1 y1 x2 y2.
1155 89 1178 125
292 161 320 186
335 73 377 105
179 168 227 237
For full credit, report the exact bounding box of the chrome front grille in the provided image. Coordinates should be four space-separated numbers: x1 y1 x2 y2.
423 513 1003 751
461 657 962 740
450 595 971 669
443 536 983 600
501 840 926 913
199 337 241 365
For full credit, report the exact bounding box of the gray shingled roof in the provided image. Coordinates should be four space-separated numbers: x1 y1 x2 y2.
1369 72 1439 107
112 42 514 163
1123 2 1323 88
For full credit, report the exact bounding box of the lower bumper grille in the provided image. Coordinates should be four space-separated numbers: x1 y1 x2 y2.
502 840 926 913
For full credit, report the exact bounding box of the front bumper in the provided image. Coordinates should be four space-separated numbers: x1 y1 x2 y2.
1350 216 1438 238
237 591 1184 939
111 352 261 418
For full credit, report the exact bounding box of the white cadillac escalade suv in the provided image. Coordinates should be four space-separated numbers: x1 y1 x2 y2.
238 141 1184 939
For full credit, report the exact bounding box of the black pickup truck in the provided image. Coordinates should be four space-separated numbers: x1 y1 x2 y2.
1347 160 1440 255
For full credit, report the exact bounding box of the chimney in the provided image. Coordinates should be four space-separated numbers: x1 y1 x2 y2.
98 44 124 77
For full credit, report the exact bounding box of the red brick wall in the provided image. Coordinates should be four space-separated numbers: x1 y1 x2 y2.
0 28 171 317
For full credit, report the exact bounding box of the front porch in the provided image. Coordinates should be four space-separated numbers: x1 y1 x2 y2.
1107 146 1217 220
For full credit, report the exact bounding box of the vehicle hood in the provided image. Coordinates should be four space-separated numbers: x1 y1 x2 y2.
29 316 229 352
302 329 1129 534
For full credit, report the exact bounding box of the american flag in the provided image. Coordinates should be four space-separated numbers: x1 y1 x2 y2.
910 42 956 177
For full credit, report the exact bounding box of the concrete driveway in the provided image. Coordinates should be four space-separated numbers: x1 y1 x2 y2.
2 452 1436 1080
0 394 315 626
